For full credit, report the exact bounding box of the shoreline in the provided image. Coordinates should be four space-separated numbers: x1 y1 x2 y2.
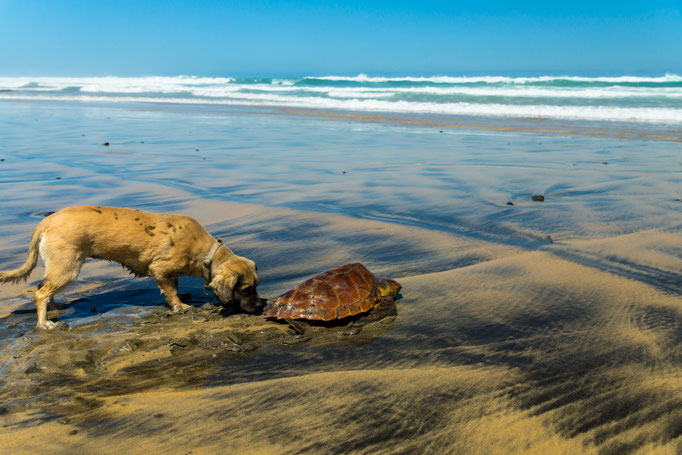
2 98 681 142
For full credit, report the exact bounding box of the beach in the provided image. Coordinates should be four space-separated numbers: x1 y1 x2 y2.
1 98 682 454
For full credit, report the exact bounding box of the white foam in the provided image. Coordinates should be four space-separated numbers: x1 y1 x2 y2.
307 73 682 84
3 76 681 101
191 85 682 99
0 76 236 93
2 75 681 124
2 92 681 124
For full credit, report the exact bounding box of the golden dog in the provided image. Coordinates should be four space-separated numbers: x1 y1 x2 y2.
0 206 262 329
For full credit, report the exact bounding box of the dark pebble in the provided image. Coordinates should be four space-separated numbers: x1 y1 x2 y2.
153 413 164 418
341 171 346 174
225 332 243 345
278 336 311 345
69 429 78 435
337 326 362 338
169 338 190 348
140 141 144 143
547 235 554 243
439 130 443 133
103 142 109 146
225 342 258 352
0 407 9 415
602 161 608 165
1 158 5 162
506 201 514 206
55 177 61 180
531 195 545 202
195 149 199 151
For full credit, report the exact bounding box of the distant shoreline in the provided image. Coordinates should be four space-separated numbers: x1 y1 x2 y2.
272 106 682 143
3 97 681 142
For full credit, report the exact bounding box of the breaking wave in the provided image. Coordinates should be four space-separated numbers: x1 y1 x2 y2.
1 74 681 124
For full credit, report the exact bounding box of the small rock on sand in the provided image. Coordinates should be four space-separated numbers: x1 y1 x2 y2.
531 195 545 202
102 142 110 146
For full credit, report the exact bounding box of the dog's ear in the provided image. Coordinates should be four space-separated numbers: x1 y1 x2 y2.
210 269 240 303
222 270 239 292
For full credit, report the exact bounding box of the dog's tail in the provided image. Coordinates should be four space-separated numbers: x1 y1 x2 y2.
0 227 43 284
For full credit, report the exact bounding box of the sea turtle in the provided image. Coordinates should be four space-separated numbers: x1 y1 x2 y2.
262 263 401 333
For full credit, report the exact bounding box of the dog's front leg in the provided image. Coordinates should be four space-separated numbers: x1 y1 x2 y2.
151 273 191 313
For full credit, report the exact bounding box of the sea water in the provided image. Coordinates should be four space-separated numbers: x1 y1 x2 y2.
1 73 682 123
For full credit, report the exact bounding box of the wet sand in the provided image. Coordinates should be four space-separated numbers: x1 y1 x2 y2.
1 99 682 454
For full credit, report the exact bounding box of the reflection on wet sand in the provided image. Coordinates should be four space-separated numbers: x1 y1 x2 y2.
1 100 681 454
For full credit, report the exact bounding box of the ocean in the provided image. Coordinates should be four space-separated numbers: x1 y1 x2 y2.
1 73 682 124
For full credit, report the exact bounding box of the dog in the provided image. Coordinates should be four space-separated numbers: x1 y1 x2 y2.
0 205 262 329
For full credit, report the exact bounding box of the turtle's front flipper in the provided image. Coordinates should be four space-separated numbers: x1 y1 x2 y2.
285 318 310 334
354 297 397 326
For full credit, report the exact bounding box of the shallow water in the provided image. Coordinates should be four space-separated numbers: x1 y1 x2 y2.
1 99 682 454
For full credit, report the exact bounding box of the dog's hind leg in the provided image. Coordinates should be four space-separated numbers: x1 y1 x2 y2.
47 296 57 311
150 267 190 313
37 281 57 311
34 243 85 329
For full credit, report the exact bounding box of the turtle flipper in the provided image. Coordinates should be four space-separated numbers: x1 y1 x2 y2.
354 296 397 326
285 318 310 334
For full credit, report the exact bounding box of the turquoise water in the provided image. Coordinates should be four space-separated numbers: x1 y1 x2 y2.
1 74 682 123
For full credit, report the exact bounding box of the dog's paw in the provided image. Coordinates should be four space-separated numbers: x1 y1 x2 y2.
37 320 63 330
171 303 191 313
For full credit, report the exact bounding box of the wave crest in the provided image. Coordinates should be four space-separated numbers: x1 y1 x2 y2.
1 74 681 124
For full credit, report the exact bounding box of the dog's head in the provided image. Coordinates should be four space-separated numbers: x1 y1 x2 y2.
207 255 262 313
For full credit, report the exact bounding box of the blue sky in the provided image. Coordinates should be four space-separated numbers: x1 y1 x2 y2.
0 0 680 76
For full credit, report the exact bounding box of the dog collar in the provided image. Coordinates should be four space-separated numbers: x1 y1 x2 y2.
203 238 223 286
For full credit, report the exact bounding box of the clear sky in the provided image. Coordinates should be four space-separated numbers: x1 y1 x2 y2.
0 0 681 76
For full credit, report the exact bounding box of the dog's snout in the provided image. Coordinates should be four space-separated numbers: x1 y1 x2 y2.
237 292 263 313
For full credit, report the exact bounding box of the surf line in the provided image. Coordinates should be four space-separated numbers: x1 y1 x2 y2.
274 107 682 143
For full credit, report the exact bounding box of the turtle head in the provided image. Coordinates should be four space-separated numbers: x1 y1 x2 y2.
377 278 401 299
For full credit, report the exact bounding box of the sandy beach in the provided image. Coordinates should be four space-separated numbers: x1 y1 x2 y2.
1 99 682 454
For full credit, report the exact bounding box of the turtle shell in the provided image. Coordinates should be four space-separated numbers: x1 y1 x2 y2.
263 263 380 321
